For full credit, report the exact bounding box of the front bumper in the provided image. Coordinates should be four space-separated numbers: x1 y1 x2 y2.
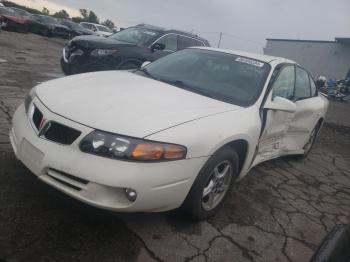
61 46 121 73
10 99 208 212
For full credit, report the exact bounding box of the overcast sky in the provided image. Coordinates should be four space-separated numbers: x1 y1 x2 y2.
16 0 350 53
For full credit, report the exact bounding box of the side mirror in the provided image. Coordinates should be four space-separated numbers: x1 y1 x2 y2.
264 96 296 113
150 43 165 52
141 61 151 68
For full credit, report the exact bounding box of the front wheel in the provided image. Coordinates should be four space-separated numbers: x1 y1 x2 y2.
60 58 73 75
181 147 239 220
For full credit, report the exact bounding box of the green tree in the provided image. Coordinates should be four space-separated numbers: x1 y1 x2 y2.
72 16 84 23
53 9 70 19
79 9 88 19
42 7 50 15
87 11 99 23
102 19 115 29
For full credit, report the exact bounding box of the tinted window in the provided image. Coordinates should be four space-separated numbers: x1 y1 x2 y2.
81 23 95 31
195 40 205 47
295 67 311 100
156 34 178 51
97 25 112 32
272 66 295 100
110 27 160 45
309 76 317 96
178 36 197 49
144 49 270 106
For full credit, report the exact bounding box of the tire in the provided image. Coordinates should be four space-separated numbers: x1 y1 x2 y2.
181 147 239 220
43 28 51 37
118 61 140 70
60 57 73 75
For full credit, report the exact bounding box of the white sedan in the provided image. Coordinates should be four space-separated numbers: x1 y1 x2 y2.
10 47 328 219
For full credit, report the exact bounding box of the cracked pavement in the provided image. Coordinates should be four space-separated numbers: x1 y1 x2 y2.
0 31 349 262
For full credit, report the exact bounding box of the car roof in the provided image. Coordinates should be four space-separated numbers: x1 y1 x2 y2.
193 46 296 64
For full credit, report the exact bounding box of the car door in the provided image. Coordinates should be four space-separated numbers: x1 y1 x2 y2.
148 34 178 61
253 65 297 165
287 67 322 150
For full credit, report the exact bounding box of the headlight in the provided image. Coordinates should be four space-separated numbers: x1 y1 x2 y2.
80 130 187 162
24 88 36 113
90 49 118 57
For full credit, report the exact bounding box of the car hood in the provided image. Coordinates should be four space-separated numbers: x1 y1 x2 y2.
2 15 28 24
71 35 135 49
36 71 241 138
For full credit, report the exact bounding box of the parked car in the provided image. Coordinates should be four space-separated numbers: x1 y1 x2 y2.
7 7 32 18
80 22 113 37
11 47 329 219
29 14 71 38
59 19 95 37
0 7 29 33
60 24 210 74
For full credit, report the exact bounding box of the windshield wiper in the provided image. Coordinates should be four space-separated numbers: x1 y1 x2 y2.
135 67 158 80
159 79 216 99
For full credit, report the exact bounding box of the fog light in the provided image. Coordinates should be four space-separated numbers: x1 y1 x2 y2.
124 188 137 202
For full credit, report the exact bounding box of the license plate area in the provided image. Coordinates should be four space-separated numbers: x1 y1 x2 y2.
19 138 44 175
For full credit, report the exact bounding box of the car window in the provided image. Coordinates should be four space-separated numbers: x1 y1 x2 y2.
178 36 198 49
295 67 311 100
156 34 178 51
82 23 95 31
272 66 295 100
195 39 205 47
144 49 270 106
97 25 112 32
309 76 317 96
110 27 160 45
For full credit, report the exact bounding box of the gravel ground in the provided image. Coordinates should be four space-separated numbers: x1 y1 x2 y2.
0 31 349 262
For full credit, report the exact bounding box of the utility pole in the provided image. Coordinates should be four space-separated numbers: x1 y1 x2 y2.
218 32 223 48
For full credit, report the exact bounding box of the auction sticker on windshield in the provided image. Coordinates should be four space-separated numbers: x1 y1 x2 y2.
235 57 264 67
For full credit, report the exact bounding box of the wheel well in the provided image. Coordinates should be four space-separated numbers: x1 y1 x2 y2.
225 139 248 174
317 117 324 126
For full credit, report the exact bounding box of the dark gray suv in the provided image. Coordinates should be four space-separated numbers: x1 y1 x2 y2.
61 24 210 75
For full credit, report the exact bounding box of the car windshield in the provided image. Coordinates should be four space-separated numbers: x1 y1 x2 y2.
96 25 112 32
0 7 17 16
109 27 160 45
142 49 271 106
38 16 58 24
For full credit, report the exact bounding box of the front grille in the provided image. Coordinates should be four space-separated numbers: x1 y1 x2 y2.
47 168 89 192
43 121 81 145
31 105 81 145
32 106 43 130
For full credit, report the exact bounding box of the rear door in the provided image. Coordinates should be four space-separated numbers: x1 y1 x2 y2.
287 67 322 150
178 35 204 50
148 34 178 61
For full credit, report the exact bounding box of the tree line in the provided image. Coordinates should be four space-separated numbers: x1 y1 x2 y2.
2 1 116 29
